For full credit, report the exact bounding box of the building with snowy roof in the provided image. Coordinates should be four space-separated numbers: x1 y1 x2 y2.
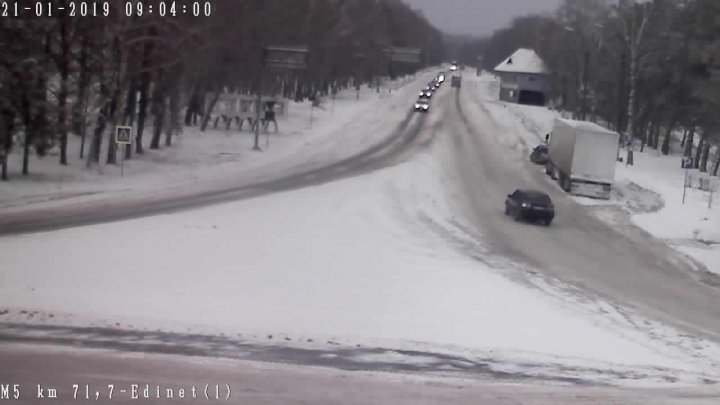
494 48 549 106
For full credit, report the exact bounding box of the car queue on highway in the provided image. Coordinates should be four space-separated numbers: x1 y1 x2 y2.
414 70 448 113
414 65 557 228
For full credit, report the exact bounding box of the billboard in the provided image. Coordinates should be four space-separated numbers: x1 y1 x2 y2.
264 46 309 69
385 47 421 64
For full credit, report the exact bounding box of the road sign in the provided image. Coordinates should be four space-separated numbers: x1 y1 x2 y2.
384 47 421 64
682 156 694 204
115 126 133 144
264 46 309 69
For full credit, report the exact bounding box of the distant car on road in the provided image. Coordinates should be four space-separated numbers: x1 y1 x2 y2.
437 74 446 83
419 90 432 99
530 144 549 165
414 99 430 113
504 189 555 226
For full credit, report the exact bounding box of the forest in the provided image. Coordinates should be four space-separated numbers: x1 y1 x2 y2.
456 0 720 173
0 0 444 180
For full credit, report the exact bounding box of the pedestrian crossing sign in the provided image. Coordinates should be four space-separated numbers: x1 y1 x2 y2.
116 126 133 144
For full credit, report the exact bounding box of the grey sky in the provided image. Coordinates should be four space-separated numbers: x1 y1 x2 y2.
402 0 563 37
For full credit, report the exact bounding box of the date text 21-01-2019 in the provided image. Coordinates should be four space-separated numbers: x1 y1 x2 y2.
1 1 213 17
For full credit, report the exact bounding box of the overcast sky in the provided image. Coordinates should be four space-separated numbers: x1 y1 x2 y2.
402 0 563 37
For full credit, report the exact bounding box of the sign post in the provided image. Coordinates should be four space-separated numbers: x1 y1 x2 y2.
0 148 6 181
682 155 693 204
254 75 263 151
331 88 336 114
710 183 715 210
261 46 309 149
115 126 133 177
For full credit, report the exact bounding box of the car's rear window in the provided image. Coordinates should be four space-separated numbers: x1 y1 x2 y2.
524 192 551 204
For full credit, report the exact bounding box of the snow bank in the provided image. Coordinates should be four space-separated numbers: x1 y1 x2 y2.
618 153 720 274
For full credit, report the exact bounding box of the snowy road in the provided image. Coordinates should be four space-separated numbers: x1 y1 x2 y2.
4 72 720 397
442 78 720 343
3 345 720 404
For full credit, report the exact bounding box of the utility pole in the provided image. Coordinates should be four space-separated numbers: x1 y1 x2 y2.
253 69 263 152
580 50 590 121
251 24 264 152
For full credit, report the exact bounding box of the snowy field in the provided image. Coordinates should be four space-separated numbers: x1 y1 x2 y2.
475 73 720 277
3 72 720 386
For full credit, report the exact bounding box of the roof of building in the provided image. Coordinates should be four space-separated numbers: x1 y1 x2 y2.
494 48 548 75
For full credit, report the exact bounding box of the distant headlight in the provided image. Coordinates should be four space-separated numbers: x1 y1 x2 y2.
415 104 421 108
423 106 429 110
521 203 530 208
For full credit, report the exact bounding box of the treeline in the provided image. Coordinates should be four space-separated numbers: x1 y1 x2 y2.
0 0 444 180
461 0 720 174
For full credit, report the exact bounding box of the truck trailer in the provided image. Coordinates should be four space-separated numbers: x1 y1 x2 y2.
451 75 462 88
545 118 619 199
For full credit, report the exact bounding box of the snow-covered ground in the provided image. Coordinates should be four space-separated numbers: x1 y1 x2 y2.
0 74 427 210
475 73 720 277
619 155 720 275
4 74 720 386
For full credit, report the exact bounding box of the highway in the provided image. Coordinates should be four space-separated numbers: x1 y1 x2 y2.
437 78 720 344
3 72 720 402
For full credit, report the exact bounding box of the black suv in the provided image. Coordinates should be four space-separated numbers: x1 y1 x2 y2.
505 189 555 226
530 144 549 165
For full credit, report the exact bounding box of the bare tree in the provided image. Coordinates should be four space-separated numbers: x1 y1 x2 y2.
616 0 652 165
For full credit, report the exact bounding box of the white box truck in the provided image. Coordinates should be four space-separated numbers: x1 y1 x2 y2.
546 118 620 199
